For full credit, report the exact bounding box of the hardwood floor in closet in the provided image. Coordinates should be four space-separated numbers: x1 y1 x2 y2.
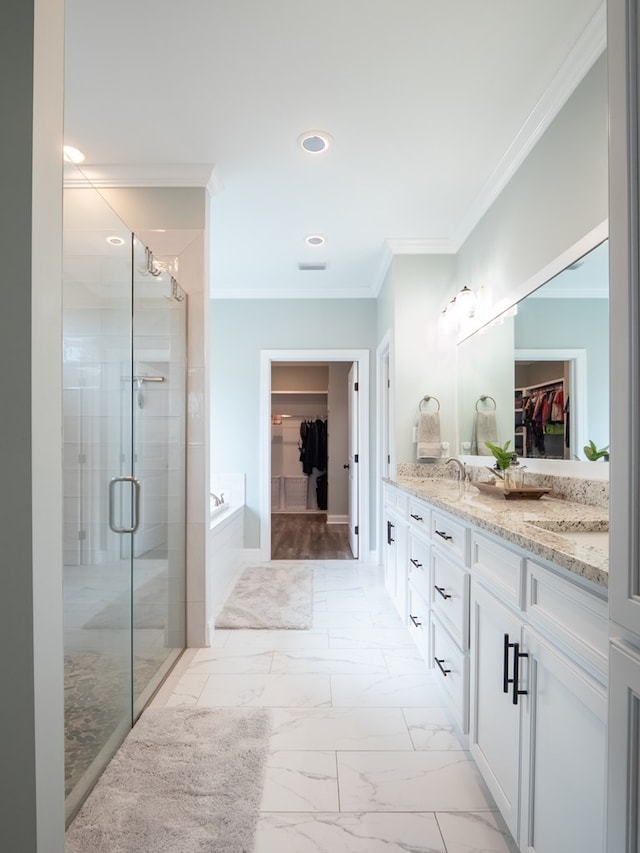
271 513 354 560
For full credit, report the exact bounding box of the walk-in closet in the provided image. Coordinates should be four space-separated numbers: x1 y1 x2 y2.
515 360 570 459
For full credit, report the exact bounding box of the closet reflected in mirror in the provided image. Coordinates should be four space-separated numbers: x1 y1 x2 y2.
457 238 609 462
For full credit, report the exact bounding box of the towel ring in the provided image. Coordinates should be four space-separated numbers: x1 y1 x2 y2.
419 395 440 413
475 394 496 412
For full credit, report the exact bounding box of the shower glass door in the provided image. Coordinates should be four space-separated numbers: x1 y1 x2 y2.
63 171 187 821
62 173 135 820
131 241 186 715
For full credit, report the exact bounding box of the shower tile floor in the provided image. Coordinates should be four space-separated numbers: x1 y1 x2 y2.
154 560 518 852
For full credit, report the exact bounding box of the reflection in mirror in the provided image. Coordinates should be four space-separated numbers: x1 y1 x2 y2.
457 239 609 463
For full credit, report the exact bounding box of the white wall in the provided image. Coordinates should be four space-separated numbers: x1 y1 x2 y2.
210 299 377 548
391 254 457 463
328 363 350 519
453 53 608 329
1 0 66 848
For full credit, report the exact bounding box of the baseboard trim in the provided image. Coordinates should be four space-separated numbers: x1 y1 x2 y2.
327 514 349 525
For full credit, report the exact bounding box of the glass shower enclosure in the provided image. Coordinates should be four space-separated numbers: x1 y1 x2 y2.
62 168 187 820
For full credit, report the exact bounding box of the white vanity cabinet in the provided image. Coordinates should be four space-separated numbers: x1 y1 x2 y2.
470 530 608 852
383 481 609 853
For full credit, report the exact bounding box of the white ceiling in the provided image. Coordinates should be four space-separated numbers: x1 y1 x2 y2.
63 0 605 299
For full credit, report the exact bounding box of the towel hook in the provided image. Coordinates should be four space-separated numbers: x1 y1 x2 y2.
419 395 440 413
475 395 496 412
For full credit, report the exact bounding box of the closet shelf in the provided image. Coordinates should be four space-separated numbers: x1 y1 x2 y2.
271 390 328 395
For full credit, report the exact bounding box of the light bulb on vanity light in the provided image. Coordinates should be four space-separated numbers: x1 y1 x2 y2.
456 285 476 319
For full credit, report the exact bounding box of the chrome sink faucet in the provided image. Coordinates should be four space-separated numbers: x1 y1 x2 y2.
445 458 466 481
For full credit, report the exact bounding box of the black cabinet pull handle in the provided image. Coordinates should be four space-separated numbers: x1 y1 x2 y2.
409 558 423 569
434 585 452 600
410 513 423 521
512 643 529 705
409 614 422 627
387 520 395 545
434 657 451 676
435 529 453 541
503 633 512 694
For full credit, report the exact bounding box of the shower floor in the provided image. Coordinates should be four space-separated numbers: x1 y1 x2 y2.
63 559 183 798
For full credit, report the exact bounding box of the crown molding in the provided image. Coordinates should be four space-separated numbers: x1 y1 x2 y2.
63 162 216 189
451 2 606 251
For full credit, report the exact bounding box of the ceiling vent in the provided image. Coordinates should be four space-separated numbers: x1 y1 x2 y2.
298 262 327 271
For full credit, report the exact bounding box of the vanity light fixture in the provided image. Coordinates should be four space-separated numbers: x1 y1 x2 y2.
441 286 476 333
63 145 85 164
305 234 326 247
299 130 333 154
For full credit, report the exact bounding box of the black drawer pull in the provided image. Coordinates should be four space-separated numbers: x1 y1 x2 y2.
409 614 422 627
512 642 529 705
503 633 512 694
410 513 424 521
387 520 395 545
435 529 453 541
434 657 451 676
434 585 451 600
409 558 423 569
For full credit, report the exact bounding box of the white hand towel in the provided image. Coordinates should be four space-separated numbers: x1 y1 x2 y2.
417 411 441 460
474 410 498 455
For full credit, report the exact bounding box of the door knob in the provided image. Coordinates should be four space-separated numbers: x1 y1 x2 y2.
343 463 350 469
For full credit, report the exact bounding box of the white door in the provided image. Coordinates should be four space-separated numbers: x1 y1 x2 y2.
347 363 359 558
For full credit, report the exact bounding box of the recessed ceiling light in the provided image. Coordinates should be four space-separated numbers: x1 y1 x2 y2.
106 235 126 246
63 145 85 164
298 130 333 154
305 234 327 247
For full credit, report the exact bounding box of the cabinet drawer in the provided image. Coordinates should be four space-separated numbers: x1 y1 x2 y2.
431 550 469 650
408 533 430 600
471 531 525 609
408 498 430 531
525 560 608 682
431 510 469 565
431 615 469 733
384 484 408 512
407 585 430 663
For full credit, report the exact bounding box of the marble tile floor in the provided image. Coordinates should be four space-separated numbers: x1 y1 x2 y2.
153 560 519 853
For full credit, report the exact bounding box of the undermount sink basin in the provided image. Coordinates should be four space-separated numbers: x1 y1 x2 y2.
524 519 608 551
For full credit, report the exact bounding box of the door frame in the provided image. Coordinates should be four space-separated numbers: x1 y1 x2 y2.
376 331 394 563
259 349 369 561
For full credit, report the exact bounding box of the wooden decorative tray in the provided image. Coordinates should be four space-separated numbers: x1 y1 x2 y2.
473 482 550 501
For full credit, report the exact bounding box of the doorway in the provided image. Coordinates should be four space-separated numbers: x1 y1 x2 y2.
260 349 369 562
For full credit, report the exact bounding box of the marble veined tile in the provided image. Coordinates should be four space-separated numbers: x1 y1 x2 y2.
260 751 339 812
331 673 442 708
312 611 375 629
254 812 447 853
329 628 416 650
271 648 388 675
195 673 331 708
403 708 466 750
436 811 519 853
269 708 413 751
337 751 494 812
187 648 274 674
383 648 434 676
314 592 372 613
163 672 208 707
222 629 330 650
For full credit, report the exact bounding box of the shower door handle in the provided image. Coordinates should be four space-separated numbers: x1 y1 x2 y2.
109 475 141 534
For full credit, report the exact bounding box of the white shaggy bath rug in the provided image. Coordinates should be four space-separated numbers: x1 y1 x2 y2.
66 706 272 853
216 564 313 629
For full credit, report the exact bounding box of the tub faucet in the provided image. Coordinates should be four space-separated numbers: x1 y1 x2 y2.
445 458 466 482
210 492 225 506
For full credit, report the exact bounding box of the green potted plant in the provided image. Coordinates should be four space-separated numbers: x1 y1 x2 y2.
583 440 609 462
484 440 515 480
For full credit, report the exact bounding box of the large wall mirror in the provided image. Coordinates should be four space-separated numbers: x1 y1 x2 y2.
457 238 609 464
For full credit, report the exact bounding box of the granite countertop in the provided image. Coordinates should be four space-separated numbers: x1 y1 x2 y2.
388 476 609 589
